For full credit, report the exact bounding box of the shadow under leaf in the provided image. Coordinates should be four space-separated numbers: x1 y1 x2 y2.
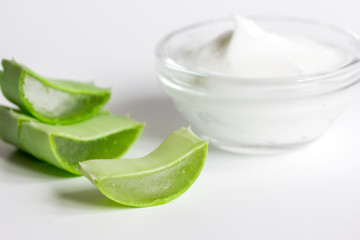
57 187 132 210
4 150 75 179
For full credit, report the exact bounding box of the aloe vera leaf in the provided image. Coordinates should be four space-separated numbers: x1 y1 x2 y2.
0 106 144 175
78 127 208 207
0 59 111 124
0 106 32 146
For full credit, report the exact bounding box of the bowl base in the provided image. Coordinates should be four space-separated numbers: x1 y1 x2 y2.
209 137 313 155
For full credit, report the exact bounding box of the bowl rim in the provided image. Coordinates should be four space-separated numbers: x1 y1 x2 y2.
156 15 360 86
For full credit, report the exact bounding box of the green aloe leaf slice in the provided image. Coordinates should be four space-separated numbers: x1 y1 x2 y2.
0 106 144 175
78 127 208 207
0 59 111 124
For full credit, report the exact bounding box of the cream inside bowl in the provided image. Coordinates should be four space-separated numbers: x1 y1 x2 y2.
156 15 360 154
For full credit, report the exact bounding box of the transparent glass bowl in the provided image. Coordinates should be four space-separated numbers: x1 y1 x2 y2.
156 16 360 154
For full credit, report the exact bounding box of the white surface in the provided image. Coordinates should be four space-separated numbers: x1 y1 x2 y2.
0 0 360 239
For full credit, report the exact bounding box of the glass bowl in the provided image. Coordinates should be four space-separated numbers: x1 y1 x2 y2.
156 16 360 154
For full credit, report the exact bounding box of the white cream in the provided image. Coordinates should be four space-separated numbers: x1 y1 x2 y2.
183 15 346 78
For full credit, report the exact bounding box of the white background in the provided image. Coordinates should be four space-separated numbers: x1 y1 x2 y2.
0 0 360 239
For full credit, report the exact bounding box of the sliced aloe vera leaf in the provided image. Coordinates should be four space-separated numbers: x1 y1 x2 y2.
0 106 32 146
78 127 208 207
0 106 144 175
0 59 111 124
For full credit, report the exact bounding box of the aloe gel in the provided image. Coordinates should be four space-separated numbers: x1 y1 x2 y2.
79 127 208 207
0 59 111 124
0 106 144 175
